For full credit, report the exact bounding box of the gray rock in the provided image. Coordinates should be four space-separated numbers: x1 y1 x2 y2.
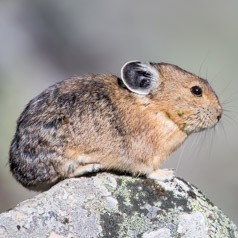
0 173 237 238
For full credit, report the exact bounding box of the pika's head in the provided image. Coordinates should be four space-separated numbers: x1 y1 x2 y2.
121 61 222 134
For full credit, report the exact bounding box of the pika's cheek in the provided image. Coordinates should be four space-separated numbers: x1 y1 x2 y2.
198 106 221 128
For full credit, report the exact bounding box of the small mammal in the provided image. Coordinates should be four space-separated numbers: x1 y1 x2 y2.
9 61 222 191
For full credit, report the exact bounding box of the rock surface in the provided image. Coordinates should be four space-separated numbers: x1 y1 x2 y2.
0 173 237 238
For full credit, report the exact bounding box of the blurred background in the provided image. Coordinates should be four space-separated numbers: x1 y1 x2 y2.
0 0 238 225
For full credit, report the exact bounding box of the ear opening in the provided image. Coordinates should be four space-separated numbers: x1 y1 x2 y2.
121 61 160 95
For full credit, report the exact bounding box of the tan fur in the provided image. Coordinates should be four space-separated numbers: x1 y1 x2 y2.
9 62 222 191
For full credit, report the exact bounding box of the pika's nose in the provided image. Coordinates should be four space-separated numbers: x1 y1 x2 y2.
217 105 223 122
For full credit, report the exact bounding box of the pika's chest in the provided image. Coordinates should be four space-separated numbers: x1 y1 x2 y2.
130 110 187 160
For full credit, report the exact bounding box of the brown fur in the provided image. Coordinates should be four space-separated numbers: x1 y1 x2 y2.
9 63 222 191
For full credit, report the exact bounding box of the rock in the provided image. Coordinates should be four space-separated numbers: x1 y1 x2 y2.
0 173 237 238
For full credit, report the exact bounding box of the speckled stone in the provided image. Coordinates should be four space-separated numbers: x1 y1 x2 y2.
0 173 237 238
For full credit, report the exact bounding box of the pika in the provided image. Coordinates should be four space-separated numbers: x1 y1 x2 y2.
9 61 222 191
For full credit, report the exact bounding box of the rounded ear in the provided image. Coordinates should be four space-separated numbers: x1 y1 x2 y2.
121 61 160 95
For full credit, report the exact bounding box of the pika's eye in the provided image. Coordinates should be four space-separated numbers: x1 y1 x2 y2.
190 86 202 97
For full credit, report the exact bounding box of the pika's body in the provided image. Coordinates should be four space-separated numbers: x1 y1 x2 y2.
9 61 222 190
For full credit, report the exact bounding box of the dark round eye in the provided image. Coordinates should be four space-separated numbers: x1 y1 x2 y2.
190 86 202 97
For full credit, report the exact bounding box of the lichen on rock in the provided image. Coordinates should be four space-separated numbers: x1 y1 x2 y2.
0 173 237 238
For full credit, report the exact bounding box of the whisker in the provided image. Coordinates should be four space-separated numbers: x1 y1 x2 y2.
218 120 228 139
220 90 238 105
191 132 200 149
208 68 224 85
205 66 209 81
193 130 206 159
219 79 233 98
222 108 238 115
222 97 238 105
222 103 237 109
222 114 238 127
198 51 210 78
208 127 215 160
175 143 186 174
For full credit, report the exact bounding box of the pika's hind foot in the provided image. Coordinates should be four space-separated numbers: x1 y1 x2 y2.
68 163 101 178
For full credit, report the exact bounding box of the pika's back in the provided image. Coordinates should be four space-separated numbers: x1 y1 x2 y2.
18 75 120 126
18 75 124 130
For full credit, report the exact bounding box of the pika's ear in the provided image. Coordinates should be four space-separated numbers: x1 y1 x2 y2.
121 61 160 95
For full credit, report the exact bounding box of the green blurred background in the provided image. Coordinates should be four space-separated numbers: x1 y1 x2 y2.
1 0 238 225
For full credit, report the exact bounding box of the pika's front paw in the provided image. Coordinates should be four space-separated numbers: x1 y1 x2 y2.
147 168 175 182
